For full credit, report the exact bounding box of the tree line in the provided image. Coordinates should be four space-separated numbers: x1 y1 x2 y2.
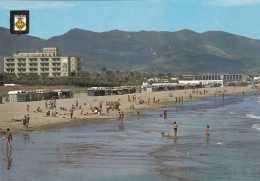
3 69 177 87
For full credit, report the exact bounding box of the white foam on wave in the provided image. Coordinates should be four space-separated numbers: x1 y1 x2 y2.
247 114 260 120
252 124 260 131
217 142 225 145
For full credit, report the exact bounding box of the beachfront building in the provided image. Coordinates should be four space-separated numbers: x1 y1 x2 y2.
222 74 245 82
202 74 222 80
4 47 82 77
181 74 201 80
0 73 3 86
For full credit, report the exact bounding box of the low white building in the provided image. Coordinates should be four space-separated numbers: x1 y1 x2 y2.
179 80 223 86
254 76 260 81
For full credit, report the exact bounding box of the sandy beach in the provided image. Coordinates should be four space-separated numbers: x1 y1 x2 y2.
0 86 256 133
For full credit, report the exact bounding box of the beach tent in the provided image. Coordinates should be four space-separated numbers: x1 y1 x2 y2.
8 91 19 102
87 89 94 96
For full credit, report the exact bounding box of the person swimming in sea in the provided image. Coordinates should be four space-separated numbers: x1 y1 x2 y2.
161 132 171 137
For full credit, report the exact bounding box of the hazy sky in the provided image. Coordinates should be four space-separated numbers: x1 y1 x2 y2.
1 0 260 39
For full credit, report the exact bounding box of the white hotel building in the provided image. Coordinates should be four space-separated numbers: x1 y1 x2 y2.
4 47 82 77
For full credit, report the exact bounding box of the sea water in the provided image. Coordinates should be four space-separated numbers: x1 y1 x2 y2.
1 92 260 181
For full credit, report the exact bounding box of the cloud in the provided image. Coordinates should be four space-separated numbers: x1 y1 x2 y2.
0 1 75 10
207 0 260 6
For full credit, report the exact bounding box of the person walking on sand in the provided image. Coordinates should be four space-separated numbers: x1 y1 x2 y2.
45 100 48 109
3 128 12 150
76 100 79 109
26 114 30 129
205 125 210 137
173 122 178 137
22 115 27 128
26 105 30 112
70 108 74 118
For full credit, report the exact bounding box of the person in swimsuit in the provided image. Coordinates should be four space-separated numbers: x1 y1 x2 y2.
173 122 178 137
22 115 27 128
164 106 167 118
205 125 210 137
137 111 140 119
162 132 171 137
118 112 121 122
4 128 12 150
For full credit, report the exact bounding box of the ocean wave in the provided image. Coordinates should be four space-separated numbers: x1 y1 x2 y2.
247 114 260 120
217 142 226 145
252 124 260 131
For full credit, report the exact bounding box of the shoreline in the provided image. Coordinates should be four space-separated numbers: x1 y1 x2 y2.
0 86 258 134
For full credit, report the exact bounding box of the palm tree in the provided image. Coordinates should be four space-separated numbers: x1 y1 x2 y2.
100 67 107 74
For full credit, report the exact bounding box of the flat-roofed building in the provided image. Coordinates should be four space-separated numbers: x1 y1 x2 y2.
0 73 4 87
222 74 245 82
202 74 221 80
4 47 82 77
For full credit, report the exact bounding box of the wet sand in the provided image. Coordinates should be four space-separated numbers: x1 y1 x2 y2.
0 86 256 133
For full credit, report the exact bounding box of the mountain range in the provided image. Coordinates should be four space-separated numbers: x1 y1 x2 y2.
1 26 260 74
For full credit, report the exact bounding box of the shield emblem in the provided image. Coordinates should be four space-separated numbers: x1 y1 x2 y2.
10 10 29 34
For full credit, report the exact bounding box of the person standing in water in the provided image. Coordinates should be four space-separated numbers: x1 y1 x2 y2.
173 122 178 137
205 125 210 137
4 128 12 150
137 111 140 119
164 106 167 118
118 112 121 122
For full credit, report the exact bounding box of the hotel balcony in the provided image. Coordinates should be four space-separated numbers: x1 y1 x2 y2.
29 64 38 68
41 66 49 70
52 64 61 68
17 65 26 69
29 71 38 74
5 67 15 71
5 65 15 68
52 69 61 73
52 73 61 76
5 60 15 63
40 59 49 63
29 59 38 63
17 60 26 63
40 70 49 73
17 62 26 65
40 64 49 67
52 59 61 63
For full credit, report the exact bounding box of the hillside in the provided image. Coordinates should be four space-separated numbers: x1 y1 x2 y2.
1 27 260 74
